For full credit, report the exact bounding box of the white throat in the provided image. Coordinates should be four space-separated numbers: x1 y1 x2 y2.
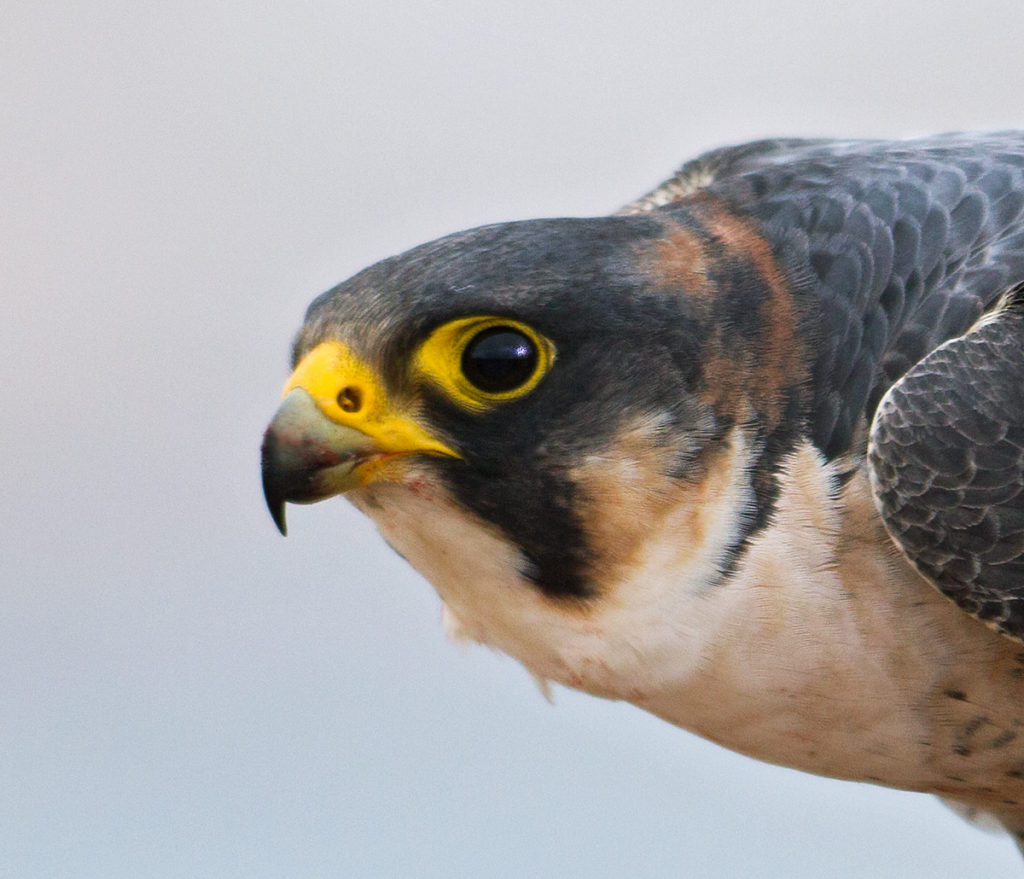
351 433 1011 791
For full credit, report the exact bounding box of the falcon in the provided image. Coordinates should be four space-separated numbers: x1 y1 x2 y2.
261 133 1024 849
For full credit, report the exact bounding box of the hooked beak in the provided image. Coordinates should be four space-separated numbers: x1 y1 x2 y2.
261 341 460 535
261 388 384 535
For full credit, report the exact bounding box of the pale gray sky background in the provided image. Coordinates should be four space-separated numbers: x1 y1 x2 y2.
5 2 1024 876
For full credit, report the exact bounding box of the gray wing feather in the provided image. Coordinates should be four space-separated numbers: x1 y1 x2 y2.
719 136 1024 458
869 287 1024 640
691 133 1024 458
626 134 1024 457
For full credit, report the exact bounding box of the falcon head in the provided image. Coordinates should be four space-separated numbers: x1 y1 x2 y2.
261 206 807 692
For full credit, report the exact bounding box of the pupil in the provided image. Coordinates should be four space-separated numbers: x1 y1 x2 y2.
462 328 538 393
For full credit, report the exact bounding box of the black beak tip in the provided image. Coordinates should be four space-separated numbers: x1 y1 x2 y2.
262 470 289 537
261 430 289 537
267 494 289 536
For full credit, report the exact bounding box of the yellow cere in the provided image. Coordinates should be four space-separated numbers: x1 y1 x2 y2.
283 341 459 459
413 316 556 412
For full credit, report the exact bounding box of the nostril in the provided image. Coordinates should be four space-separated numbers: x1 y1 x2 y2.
337 386 363 413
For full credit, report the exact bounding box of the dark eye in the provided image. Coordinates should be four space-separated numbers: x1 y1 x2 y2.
461 327 539 393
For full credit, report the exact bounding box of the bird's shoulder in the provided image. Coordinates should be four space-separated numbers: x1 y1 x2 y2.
629 133 1024 460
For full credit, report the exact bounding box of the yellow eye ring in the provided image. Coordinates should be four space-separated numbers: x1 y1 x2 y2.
414 316 555 412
